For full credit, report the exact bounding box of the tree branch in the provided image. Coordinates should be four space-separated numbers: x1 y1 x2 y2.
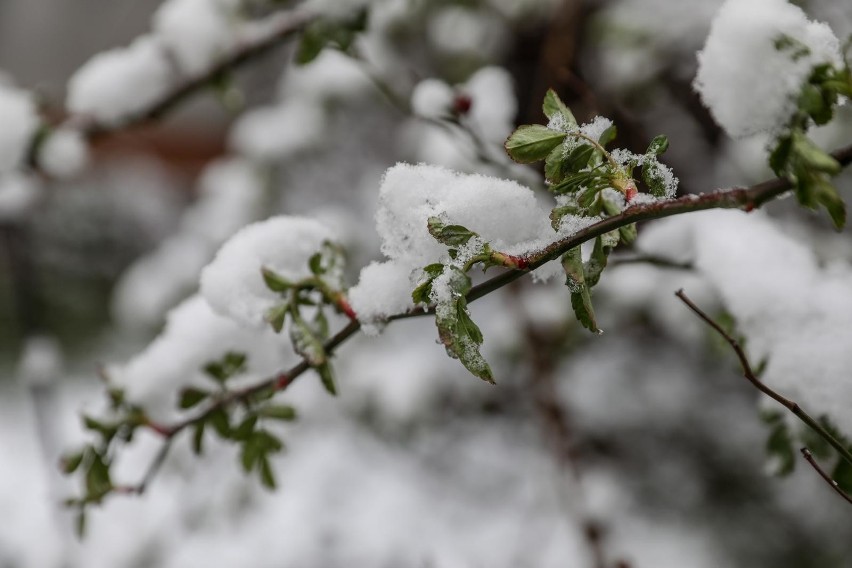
674 290 852 469
113 141 852 499
41 8 314 154
800 448 852 506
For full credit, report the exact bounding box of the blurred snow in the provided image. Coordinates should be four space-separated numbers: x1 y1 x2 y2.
694 0 842 138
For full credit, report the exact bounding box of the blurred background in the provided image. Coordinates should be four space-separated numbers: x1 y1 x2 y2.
1 0 851 566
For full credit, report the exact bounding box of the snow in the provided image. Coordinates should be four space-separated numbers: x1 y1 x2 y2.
693 0 842 138
348 163 553 325
67 35 174 125
182 158 265 243
411 78 454 119
464 66 517 144
376 163 550 264
16 336 64 388
0 83 38 172
348 261 415 332
152 0 242 76
428 6 506 59
0 173 40 221
279 49 374 101
112 233 211 327
405 66 518 169
638 210 852 434
37 128 89 179
109 295 294 421
229 100 326 161
579 116 613 143
200 216 339 328
112 158 265 327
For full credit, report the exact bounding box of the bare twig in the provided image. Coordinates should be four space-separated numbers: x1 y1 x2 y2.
674 290 852 469
800 448 852 506
608 254 692 270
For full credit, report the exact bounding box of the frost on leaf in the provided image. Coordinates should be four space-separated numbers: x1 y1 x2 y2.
431 267 494 384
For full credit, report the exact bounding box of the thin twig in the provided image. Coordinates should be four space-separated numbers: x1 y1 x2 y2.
674 289 852 468
800 448 852 506
608 254 693 270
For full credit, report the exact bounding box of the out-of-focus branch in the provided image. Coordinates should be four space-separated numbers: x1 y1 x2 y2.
800 448 852 506
86 9 314 140
28 7 314 170
675 290 852 484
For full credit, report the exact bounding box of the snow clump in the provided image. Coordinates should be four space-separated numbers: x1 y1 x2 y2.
200 216 339 328
693 0 842 138
109 295 294 421
67 35 174 125
349 163 552 326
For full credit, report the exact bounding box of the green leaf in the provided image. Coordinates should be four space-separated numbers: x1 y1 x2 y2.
598 125 617 148
584 234 614 288
309 251 323 275
85 452 112 499
799 83 833 125
815 179 846 230
258 405 298 421
208 407 231 438
769 136 793 175
562 247 599 333
317 362 338 396
61 451 85 474
550 171 596 195
179 387 209 410
566 144 596 173
412 263 444 304
646 134 669 156
259 456 277 489
192 421 205 455
75 510 87 539
618 223 637 244
255 429 285 453
82 416 118 444
545 145 567 184
641 159 670 198
233 415 258 441
265 303 288 333
240 434 262 472
549 202 582 231
793 133 841 174
434 270 493 383
289 317 327 367
262 267 293 293
504 125 567 163
832 457 852 493
427 217 478 247
203 351 248 383
542 89 577 127
295 9 369 66
766 419 796 476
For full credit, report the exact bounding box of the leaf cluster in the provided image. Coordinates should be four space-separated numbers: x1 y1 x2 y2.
262 241 349 395
768 50 852 229
295 7 369 65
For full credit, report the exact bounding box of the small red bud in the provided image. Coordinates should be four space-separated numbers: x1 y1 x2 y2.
625 186 638 202
453 93 473 116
